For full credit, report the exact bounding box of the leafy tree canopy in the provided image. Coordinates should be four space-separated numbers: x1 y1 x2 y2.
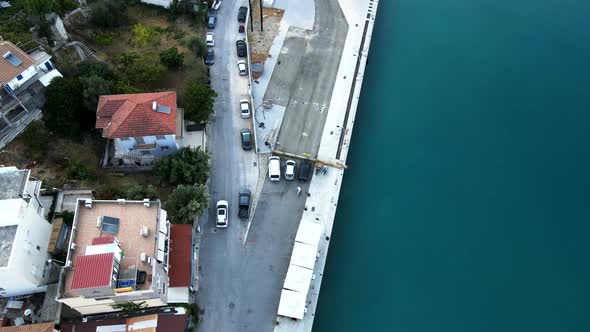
80 75 114 111
43 76 87 138
164 184 210 224
117 52 166 90
90 0 128 28
154 147 210 186
183 83 217 123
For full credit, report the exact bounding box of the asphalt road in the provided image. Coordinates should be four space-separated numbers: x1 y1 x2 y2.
265 0 348 157
195 0 337 331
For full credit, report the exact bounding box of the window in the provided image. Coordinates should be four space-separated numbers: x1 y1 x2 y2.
160 146 169 151
156 135 166 140
140 150 151 155
45 61 53 70
134 137 145 144
120 137 130 141
16 74 23 81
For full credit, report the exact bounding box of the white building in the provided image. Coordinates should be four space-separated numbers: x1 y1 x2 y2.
56 199 192 315
0 40 62 95
140 0 173 8
95 92 180 166
0 167 52 297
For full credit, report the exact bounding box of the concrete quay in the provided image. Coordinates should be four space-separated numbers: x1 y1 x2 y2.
272 0 380 330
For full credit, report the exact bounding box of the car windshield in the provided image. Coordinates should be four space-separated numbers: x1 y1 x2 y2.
243 132 250 140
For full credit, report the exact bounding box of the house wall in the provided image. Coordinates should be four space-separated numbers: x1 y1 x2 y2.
36 59 55 73
140 0 173 8
167 287 189 303
6 65 37 92
113 135 179 163
0 199 52 297
60 289 168 315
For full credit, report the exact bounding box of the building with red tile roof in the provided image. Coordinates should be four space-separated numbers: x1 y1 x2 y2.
95 92 180 165
167 224 193 303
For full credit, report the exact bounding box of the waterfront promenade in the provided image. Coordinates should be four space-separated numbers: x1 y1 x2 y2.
273 0 380 330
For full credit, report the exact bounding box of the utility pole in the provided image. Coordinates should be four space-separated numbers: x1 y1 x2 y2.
248 0 254 32
259 0 264 31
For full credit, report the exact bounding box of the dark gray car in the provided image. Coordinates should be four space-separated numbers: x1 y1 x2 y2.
240 128 252 150
207 15 217 29
236 40 247 57
298 159 312 182
238 188 251 219
238 6 248 23
204 48 215 65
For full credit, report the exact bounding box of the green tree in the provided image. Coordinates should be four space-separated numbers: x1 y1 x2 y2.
90 0 128 28
80 75 114 111
118 53 166 89
43 76 86 137
132 23 159 47
76 61 116 81
159 47 184 69
183 83 217 123
20 120 49 158
164 184 209 224
154 147 210 186
24 0 52 16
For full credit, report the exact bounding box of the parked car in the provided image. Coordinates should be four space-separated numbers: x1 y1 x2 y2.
236 40 247 57
206 32 215 46
268 156 281 181
238 188 251 219
216 200 228 228
237 60 247 76
204 48 215 65
285 160 296 180
298 159 312 182
207 15 217 29
239 24 245 33
238 6 248 23
240 128 252 150
239 99 251 118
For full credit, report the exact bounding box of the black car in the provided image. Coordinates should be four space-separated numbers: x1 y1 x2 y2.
207 15 217 29
204 48 215 65
236 40 247 57
238 188 251 219
240 128 252 150
298 159 312 182
238 6 248 23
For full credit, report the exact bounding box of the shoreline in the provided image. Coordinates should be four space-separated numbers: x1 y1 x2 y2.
274 0 380 330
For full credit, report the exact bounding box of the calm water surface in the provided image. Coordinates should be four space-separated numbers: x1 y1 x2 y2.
313 0 590 331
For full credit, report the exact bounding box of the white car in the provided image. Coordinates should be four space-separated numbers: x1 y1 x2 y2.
216 200 228 228
285 160 296 180
268 156 281 181
206 32 215 47
240 99 251 118
237 60 248 76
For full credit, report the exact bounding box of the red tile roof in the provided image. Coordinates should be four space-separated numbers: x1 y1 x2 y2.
71 253 115 290
91 236 116 245
168 224 192 287
95 92 177 139
0 322 54 332
59 311 187 332
0 41 34 84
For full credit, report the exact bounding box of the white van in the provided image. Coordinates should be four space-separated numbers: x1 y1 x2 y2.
268 156 281 181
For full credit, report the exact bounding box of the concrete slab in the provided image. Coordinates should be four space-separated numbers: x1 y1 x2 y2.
272 0 315 30
266 0 349 158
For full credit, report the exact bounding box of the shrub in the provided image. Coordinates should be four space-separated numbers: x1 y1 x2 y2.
95 32 117 46
21 120 49 157
43 76 87 138
80 75 114 111
116 184 159 200
164 184 209 224
154 147 210 186
159 47 184 69
65 160 96 181
118 52 166 89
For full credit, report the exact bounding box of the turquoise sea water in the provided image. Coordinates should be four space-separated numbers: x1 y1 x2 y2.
313 0 590 331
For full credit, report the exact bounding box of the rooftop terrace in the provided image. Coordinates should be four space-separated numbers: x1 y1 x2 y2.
63 200 163 297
